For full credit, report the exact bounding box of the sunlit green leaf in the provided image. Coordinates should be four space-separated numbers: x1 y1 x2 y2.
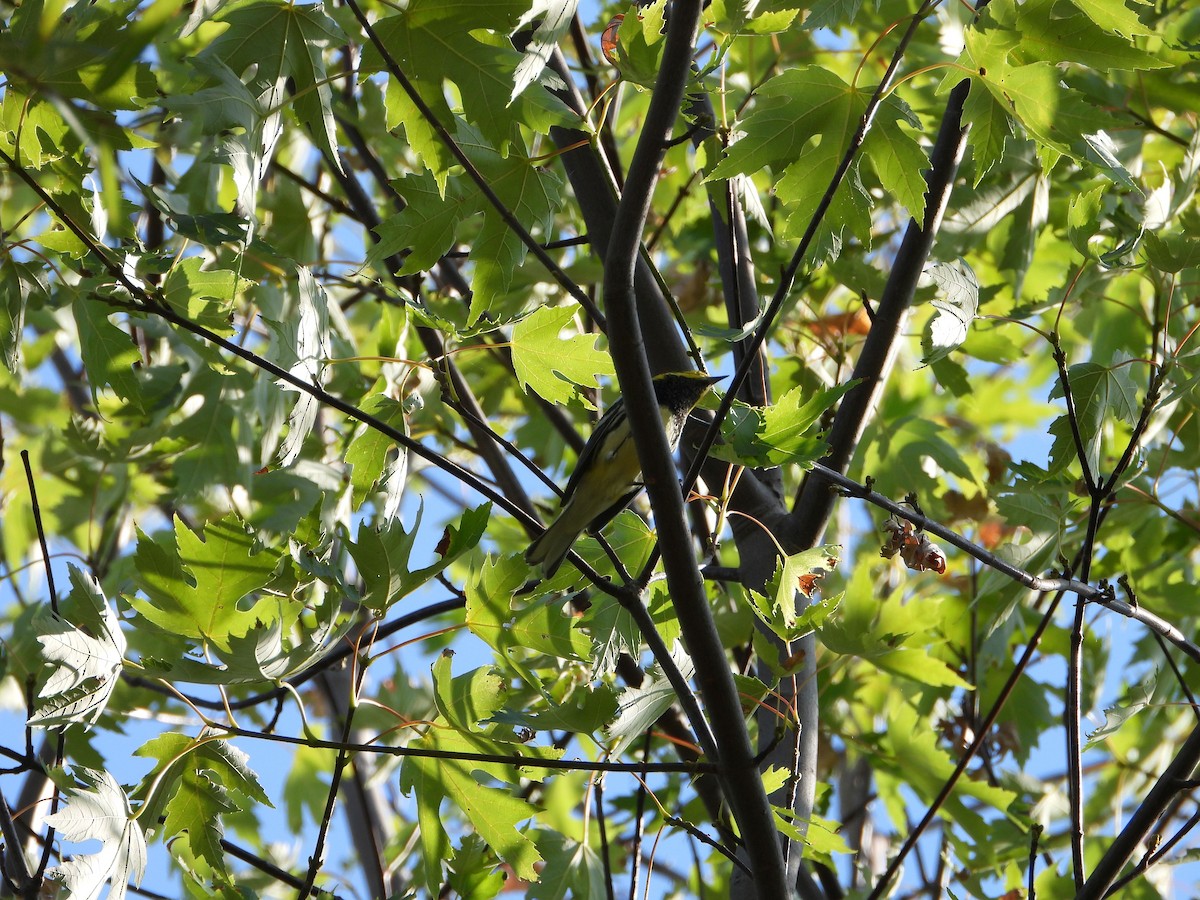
511 305 615 407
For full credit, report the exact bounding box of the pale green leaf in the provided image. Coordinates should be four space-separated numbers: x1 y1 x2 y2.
606 642 694 756
45 768 147 900
268 268 331 467
921 258 980 365
29 567 126 729
512 0 578 101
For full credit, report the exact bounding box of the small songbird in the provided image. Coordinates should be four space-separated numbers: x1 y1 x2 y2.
525 371 722 577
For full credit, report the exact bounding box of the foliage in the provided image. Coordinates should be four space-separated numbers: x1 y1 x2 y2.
2 0 1199 898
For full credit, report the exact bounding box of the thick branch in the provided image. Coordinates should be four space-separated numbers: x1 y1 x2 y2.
600 3 789 896
789 77 971 536
1079 723 1200 899
545 48 691 373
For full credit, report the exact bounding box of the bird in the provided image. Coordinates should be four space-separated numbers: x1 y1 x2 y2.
525 371 722 578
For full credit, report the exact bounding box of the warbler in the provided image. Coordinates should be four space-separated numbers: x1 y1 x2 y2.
526 371 721 577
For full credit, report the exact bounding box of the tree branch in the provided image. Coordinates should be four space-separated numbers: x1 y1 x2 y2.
1078 723 1200 899
600 3 789 896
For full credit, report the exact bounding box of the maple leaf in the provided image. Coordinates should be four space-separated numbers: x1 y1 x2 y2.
29 567 126 730
46 768 147 900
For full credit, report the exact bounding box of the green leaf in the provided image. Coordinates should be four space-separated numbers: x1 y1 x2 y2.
29 566 126 729
1047 356 1141 475
707 66 928 237
800 0 861 31
960 83 1014 186
346 392 409 515
45 767 147 900
0 258 46 370
140 587 350 686
1087 672 1156 745
365 1 568 177
164 55 285 222
134 734 270 877
988 0 1167 70
372 127 563 321
488 682 619 734
282 743 331 831
976 479 1075 622
162 770 235 875
1143 232 1200 273
875 704 1015 844
709 0 799 35
466 555 591 668
129 515 287 652
864 416 979 498
529 833 609 899
400 653 554 891
511 305 615 407
818 566 969 688
921 259 980 365
610 0 668 89
1067 184 1106 256
749 546 841 635
714 382 855 467
133 178 250 245
203 1 346 167
1066 0 1153 36
166 368 246 495
448 834 509 900
772 803 851 861
346 502 490 612
161 257 247 335
950 22 1133 176
74 295 142 405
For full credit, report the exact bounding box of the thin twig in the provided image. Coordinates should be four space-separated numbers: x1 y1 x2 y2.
1067 593 1089 890
219 725 717 773
20 451 57 610
594 779 615 900
296 624 377 899
220 838 343 899
1051 339 1098 493
628 730 652 900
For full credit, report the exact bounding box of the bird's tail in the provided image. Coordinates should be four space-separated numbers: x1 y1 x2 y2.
525 504 591 577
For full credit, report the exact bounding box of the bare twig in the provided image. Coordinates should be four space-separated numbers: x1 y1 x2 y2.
219 725 716 773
